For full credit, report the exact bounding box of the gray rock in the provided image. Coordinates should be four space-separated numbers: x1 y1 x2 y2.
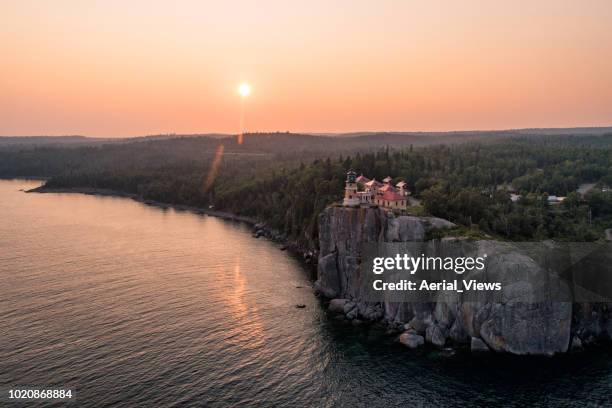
424 217 456 229
346 309 358 320
399 332 425 349
571 336 583 350
426 325 446 347
471 337 490 352
406 317 427 334
343 301 356 315
449 319 470 344
478 301 572 356
328 299 348 314
360 304 384 321
315 253 340 299
434 302 455 330
385 216 427 241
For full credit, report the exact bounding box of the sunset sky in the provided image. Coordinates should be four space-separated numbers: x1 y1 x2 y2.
1 1 611 137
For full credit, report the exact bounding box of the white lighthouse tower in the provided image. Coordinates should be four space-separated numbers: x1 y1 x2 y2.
343 170 360 206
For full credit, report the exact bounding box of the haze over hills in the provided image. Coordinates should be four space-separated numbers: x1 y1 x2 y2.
2 127 611 149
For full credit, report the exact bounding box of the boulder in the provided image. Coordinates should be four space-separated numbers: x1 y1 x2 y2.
405 317 427 334
426 325 446 347
328 299 348 314
470 337 490 353
360 304 384 321
345 307 358 320
449 319 470 344
478 301 572 355
434 302 455 329
399 332 425 349
424 217 456 229
343 301 357 315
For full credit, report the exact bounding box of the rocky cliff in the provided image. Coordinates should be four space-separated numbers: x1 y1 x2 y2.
315 206 612 356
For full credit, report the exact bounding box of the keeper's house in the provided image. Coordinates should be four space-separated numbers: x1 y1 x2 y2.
342 170 409 210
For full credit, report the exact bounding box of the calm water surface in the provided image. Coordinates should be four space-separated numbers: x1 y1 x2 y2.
2 179 612 407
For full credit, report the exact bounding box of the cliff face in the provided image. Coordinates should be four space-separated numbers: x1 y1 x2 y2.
315 206 612 356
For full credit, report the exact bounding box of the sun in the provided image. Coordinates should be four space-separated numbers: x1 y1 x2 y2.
238 83 251 97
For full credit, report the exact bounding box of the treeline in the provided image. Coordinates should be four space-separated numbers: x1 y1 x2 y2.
0 130 499 173
2 133 612 247
212 140 612 244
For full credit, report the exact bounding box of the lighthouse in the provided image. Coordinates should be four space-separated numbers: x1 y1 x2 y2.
343 170 360 206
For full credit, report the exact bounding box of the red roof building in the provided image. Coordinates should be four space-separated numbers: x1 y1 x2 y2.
364 179 383 190
343 170 408 210
356 174 370 183
378 183 396 193
381 190 405 201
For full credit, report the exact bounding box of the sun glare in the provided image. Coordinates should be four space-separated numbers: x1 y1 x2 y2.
238 83 251 97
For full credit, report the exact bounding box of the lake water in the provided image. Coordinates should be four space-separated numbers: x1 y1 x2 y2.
2 179 612 407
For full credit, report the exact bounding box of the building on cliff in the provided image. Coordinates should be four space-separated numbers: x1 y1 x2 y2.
342 170 409 210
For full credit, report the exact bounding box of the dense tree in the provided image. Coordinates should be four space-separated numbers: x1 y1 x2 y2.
1 133 611 247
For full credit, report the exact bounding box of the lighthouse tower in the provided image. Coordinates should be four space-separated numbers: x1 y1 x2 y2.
343 170 360 206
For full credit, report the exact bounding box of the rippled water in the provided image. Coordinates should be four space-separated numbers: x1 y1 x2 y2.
2 179 612 407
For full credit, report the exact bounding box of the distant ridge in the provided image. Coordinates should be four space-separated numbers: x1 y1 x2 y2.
310 126 612 137
1 127 611 148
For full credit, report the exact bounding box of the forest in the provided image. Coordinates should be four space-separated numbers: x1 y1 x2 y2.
1 132 611 248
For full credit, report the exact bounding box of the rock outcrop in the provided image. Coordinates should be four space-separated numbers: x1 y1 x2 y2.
315 206 612 356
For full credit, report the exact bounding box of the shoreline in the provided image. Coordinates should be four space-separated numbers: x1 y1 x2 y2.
26 185 258 223
26 184 318 264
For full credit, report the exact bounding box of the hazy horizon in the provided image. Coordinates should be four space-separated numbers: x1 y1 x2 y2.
2 125 612 139
2 1 612 136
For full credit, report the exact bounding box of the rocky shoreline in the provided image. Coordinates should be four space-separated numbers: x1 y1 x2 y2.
315 206 612 356
27 185 318 263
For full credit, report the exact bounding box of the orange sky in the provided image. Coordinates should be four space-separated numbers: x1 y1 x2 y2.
1 1 611 137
